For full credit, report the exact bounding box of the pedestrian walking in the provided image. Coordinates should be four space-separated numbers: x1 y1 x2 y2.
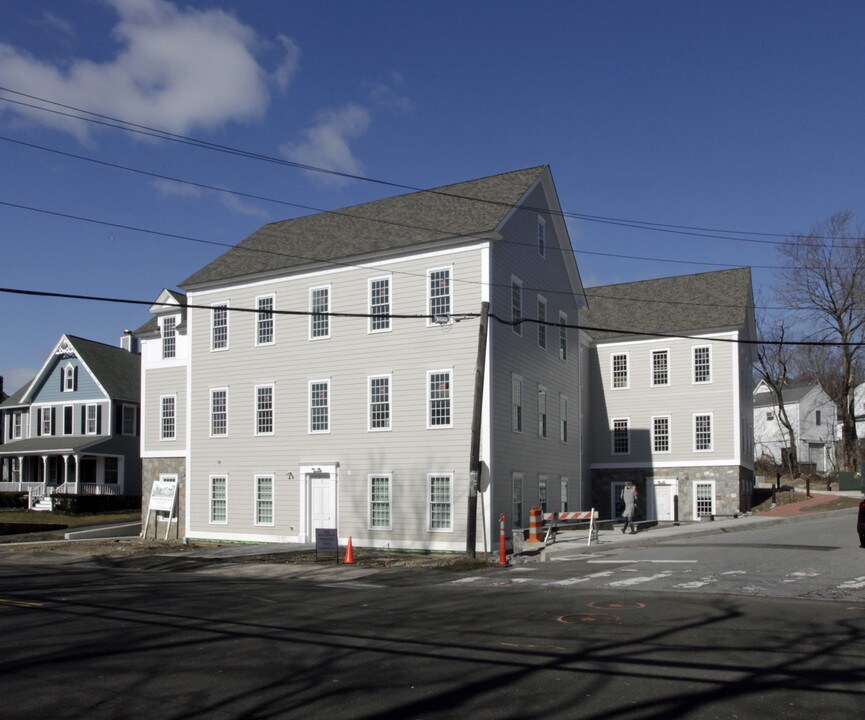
621 481 637 534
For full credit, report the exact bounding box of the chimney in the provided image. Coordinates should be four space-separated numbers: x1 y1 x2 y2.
120 330 140 354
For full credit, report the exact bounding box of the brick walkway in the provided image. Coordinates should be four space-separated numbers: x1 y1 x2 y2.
756 491 843 517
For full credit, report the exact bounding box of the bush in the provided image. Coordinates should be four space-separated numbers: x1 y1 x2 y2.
50 494 142 515
0 492 28 509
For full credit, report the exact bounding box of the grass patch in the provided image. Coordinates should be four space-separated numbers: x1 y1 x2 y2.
0 510 140 527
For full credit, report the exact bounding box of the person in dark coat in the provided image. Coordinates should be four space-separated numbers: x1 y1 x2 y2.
621 481 637 534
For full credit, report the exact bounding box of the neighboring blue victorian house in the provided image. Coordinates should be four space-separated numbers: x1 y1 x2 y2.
0 334 141 508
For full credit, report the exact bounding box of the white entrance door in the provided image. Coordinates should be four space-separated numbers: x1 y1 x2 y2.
310 472 336 534
650 478 678 522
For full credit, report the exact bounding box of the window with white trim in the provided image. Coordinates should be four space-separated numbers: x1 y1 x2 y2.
211 303 228 351
428 267 451 322
560 476 569 512
104 457 119 484
160 397 175 440
256 385 274 435
537 296 547 349
538 474 548 514
211 389 227 437
537 216 546 257
693 345 711 383
122 404 137 436
653 415 671 453
612 418 630 454
369 277 391 332
538 386 547 438
651 349 669 386
12 411 22 439
63 363 75 391
256 295 274 345
511 277 523 335
210 476 227 524
255 475 274 526
559 394 568 443
162 316 177 359
612 353 628 389
310 286 330 339
428 371 452 428
694 481 715 517
86 404 99 436
511 374 523 432
369 375 391 431
369 474 391 530
41 407 52 436
512 472 523 529
309 380 330 433
559 311 568 361
694 413 712 451
428 474 452 531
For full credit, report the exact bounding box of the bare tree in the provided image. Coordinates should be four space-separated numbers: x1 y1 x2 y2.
778 211 865 471
755 318 800 477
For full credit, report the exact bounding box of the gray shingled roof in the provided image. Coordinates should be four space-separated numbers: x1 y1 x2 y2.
69 336 140 402
581 268 753 340
180 166 547 289
754 381 820 408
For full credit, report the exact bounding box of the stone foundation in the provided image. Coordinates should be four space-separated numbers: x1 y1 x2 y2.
141 457 186 538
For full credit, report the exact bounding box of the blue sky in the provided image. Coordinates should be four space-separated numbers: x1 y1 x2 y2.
2 0 864 392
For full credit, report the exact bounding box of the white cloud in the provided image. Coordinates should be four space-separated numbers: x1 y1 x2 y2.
280 104 371 182
151 178 201 197
39 11 75 39
272 34 300 92
219 192 269 220
0 0 279 139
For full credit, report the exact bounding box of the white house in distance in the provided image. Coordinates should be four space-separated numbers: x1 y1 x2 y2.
580 268 757 521
136 166 587 551
753 380 838 474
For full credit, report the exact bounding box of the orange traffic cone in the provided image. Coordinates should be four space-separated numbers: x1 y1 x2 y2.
343 536 355 564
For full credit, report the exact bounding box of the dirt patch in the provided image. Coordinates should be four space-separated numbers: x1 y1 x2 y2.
798 496 862 513
751 492 860 514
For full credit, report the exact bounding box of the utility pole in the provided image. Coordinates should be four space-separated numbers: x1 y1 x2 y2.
466 301 489 558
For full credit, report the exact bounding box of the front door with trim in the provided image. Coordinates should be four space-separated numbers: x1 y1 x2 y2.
304 464 338 540
648 478 678 522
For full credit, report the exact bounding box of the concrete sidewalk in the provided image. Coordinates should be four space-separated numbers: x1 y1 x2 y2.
533 491 862 563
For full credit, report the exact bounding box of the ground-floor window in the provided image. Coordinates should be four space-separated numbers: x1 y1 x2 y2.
210 476 227 524
694 481 715 517
104 457 119 484
369 474 391 530
560 476 569 512
538 474 548 514
512 472 523 529
428 474 452 531
255 475 274 526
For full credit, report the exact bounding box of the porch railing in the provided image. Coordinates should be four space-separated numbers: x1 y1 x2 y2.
27 483 47 510
0 481 43 493
59 483 121 496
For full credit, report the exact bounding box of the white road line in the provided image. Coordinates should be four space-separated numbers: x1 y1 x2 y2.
587 559 698 564
549 571 616 586
673 577 718 589
722 571 747 575
782 571 820 584
608 572 673 587
451 577 484 584
838 576 865 590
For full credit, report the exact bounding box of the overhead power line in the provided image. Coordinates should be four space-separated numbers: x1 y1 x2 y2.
1 286 861 347
1 85 862 250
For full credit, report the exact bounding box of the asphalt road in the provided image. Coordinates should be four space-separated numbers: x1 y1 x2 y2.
0 513 863 719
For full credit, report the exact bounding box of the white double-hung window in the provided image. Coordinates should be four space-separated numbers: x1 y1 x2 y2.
369 474 392 530
428 267 451 323
256 295 274 345
611 352 629 389
211 388 227 437
428 370 452 428
310 286 330 339
310 380 330 433
369 375 391 431
428 473 452 531
255 385 274 435
211 303 229 351
160 397 175 440
693 345 712 384
162 316 176 359
369 277 391 332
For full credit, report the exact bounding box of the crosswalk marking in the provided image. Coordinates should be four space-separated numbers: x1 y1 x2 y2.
608 572 673 587
838 576 865 590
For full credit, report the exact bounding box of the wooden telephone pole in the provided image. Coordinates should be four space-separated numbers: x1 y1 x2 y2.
466 302 489 557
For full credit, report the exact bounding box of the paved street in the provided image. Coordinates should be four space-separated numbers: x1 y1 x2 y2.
1 508 863 719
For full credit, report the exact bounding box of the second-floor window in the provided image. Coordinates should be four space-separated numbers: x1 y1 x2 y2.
211 389 227 436
653 416 671 453
310 381 330 432
559 394 568 443
369 277 391 332
122 404 137 436
815 410 822 426
695 413 713 451
310 286 330 339
86 404 99 435
538 387 547 438
612 353 629 389
160 397 175 440
559 311 568 361
64 406 73 435
12 412 22 439
537 296 547 350
162 316 176 359
652 349 669 386
256 295 274 345
428 371 452 428
256 385 274 435
428 268 451 322
511 277 522 335
369 376 391 430
693 346 712 383
41 407 53 436
212 304 229 351
512 374 523 432
612 418 630 454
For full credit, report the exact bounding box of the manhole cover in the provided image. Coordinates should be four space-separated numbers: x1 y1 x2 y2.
558 613 619 624
588 601 645 610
